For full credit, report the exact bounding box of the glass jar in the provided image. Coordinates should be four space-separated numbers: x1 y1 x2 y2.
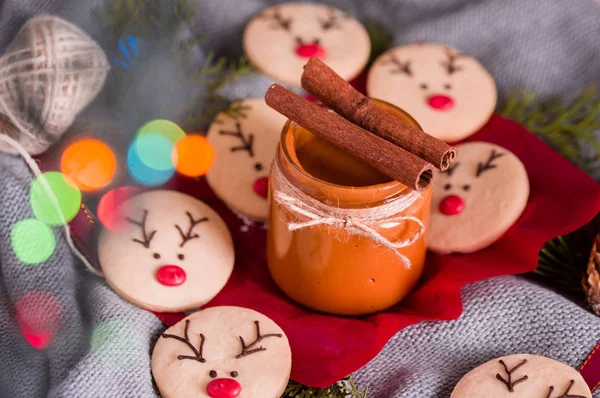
267 99 433 316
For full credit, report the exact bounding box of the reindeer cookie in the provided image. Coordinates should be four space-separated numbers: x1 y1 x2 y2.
243 3 370 87
206 99 288 221
367 43 497 142
98 190 234 312
152 306 292 398
429 142 529 254
451 354 592 397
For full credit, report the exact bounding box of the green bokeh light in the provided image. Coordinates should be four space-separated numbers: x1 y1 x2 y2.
30 172 81 226
137 119 186 144
11 219 56 264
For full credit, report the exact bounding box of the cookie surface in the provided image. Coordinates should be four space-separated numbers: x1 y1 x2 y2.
98 190 234 312
152 306 292 398
206 99 287 221
243 2 370 87
367 43 497 142
429 142 529 254
451 354 592 397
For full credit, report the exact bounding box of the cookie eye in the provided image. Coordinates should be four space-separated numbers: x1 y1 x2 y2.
254 162 264 172
177 254 185 260
444 83 452 90
209 370 217 378
153 253 161 259
463 184 471 191
230 371 238 378
420 83 428 90
444 183 451 190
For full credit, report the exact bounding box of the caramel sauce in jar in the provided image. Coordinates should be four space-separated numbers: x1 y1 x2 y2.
267 99 433 316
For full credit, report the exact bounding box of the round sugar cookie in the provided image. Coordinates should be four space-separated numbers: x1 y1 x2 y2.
152 306 292 398
98 190 234 312
206 99 287 221
429 142 529 254
451 354 592 397
243 2 370 87
367 43 497 142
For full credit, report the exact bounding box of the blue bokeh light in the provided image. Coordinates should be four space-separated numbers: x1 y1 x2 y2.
127 139 174 186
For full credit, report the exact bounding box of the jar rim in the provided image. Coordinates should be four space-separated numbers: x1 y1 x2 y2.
278 98 422 198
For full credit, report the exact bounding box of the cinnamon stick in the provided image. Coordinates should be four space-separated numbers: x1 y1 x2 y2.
265 84 433 192
301 57 456 170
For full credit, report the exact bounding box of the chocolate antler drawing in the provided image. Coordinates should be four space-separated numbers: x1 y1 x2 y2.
175 212 209 248
383 54 412 76
220 122 255 157
441 162 460 177
476 149 505 177
440 48 464 75
496 359 528 392
545 380 586 398
261 7 292 31
127 210 156 248
161 320 207 363
236 321 283 359
319 7 343 30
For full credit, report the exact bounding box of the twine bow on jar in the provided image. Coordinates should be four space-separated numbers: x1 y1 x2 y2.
272 164 425 269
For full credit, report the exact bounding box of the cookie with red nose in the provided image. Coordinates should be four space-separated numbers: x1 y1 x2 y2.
429 142 529 254
152 306 292 398
367 43 497 142
98 190 234 312
243 3 370 87
206 99 288 221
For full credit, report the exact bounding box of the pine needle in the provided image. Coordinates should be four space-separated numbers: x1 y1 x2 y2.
500 85 600 177
283 377 368 398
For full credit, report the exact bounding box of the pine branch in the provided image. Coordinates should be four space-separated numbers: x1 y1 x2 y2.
283 377 368 398
95 0 197 46
183 54 255 129
363 19 392 66
500 85 600 177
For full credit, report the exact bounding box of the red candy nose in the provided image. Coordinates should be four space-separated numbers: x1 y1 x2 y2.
155 265 186 286
439 195 464 215
427 94 455 111
253 177 269 199
206 378 242 398
296 44 325 58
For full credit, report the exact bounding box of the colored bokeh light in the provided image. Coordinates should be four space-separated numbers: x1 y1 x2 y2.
97 186 138 232
135 132 174 171
30 172 82 226
11 219 56 264
15 292 63 349
91 319 144 366
135 120 186 171
172 135 215 177
60 138 117 191
137 119 186 145
127 140 174 186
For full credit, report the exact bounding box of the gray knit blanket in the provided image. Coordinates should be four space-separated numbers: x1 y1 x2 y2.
0 0 599 397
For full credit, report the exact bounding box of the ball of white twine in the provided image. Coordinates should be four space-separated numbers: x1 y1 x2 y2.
271 162 425 269
0 15 110 155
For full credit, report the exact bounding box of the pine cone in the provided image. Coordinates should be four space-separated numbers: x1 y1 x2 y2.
583 234 600 316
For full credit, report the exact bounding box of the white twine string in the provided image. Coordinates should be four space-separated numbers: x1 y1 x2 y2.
0 134 104 277
272 163 425 269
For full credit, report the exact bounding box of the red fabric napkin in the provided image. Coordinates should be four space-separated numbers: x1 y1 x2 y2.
58 115 600 388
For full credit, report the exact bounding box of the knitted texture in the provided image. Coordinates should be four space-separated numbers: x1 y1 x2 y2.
0 15 109 155
0 1 598 398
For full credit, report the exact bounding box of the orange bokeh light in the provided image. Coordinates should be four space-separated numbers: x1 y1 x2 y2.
61 139 117 191
172 135 215 177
